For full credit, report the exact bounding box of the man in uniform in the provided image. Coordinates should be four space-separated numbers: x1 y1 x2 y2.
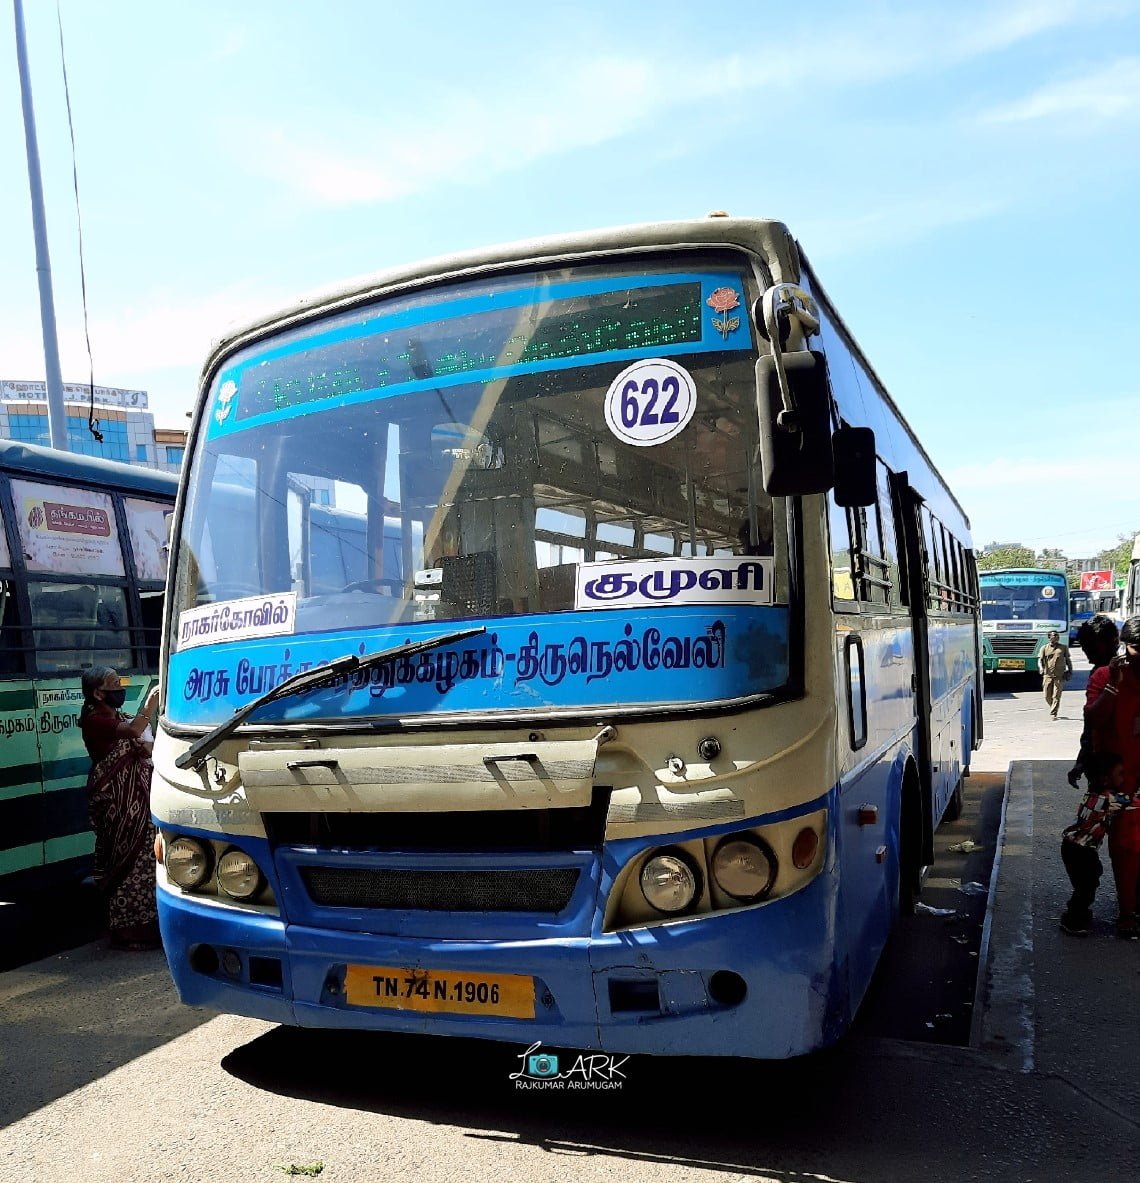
1039 629 1073 719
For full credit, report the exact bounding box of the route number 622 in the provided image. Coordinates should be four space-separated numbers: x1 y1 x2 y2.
604 359 697 447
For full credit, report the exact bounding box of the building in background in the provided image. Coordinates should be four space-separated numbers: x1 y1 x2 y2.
0 380 186 474
1 379 334 503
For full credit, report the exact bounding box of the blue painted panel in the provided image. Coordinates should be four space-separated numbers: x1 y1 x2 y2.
157 861 845 1058
207 272 753 441
155 792 864 1057
927 618 979 704
166 606 789 726
838 739 910 1006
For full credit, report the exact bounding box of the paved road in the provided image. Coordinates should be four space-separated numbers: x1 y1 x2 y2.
974 647 1093 773
3 651 1135 1183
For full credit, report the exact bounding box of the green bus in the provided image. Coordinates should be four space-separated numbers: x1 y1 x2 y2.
0 440 178 896
979 567 1068 677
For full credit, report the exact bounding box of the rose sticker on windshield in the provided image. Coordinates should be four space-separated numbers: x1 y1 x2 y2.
603 358 696 448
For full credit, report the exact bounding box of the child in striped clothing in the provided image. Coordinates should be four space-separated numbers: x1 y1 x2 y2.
1060 750 1125 937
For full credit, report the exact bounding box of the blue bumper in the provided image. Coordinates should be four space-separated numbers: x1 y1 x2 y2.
157 865 847 1060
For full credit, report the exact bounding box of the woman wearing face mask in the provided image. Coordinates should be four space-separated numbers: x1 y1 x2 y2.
79 668 161 951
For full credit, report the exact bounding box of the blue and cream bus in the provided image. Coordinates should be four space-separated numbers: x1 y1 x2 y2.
979 568 1068 675
154 216 982 1058
0 440 177 896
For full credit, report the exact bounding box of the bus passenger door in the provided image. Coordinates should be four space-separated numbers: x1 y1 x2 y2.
891 474 935 872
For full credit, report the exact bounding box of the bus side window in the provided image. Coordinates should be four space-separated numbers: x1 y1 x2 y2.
828 494 858 606
0 578 24 674
876 463 903 607
947 537 960 606
854 499 890 608
0 517 20 672
954 540 974 612
920 508 941 611
27 581 130 672
138 588 164 669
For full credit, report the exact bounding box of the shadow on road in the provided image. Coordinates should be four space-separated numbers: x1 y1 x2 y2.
218 1018 1127 1181
0 942 214 1129
221 1024 876 1176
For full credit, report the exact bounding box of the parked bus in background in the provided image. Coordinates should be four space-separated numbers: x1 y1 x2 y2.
1069 584 1123 646
1123 534 1140 619
154 216 982 1059
0 440 177 896
979 568 1068 677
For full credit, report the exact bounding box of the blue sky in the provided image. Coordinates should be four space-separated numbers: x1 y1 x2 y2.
2 0 1138 557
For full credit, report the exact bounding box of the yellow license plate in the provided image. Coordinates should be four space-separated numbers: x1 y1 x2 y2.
998 659 1024 669
344 965 536 1019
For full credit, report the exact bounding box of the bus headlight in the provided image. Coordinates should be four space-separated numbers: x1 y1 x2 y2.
216 848 265 901
165 836 212 890
639 849 701 914
711 835 776 902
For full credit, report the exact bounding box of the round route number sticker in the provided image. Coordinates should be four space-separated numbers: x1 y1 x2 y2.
604 358 697 447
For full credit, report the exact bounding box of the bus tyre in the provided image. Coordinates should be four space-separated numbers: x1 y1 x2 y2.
898 858 918 917
898 774 922 917
944 781 964 823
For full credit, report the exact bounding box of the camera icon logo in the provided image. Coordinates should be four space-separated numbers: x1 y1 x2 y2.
527 1053 559 1078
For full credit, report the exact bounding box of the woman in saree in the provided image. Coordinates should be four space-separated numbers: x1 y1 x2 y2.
79 668 161 951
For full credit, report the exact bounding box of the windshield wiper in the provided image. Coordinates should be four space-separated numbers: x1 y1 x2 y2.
174 625 486 771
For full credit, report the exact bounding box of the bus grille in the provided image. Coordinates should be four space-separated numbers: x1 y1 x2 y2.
299 866 580 913
990 637 1039 656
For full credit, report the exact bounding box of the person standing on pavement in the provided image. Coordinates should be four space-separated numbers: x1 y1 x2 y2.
1059 750 1125 936
1067 615 1121 787
1039 629 1072 720
1086 616 1140 938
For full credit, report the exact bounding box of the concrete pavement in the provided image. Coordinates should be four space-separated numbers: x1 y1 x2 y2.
978 758 1140 1127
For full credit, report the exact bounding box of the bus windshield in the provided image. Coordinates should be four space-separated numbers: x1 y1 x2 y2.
171 255 791 725
979 573 1066 623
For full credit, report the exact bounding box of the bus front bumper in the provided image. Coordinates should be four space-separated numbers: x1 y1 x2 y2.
157 873 846 1060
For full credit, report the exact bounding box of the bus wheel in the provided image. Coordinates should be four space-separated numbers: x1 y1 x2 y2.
944 781 964 822
898 773 922 917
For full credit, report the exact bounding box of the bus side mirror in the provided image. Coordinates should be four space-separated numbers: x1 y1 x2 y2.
833 427 877 508
756 351 835 496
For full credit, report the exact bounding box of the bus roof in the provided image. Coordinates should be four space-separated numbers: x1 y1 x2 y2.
201 217 802 370
0 438 179 498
